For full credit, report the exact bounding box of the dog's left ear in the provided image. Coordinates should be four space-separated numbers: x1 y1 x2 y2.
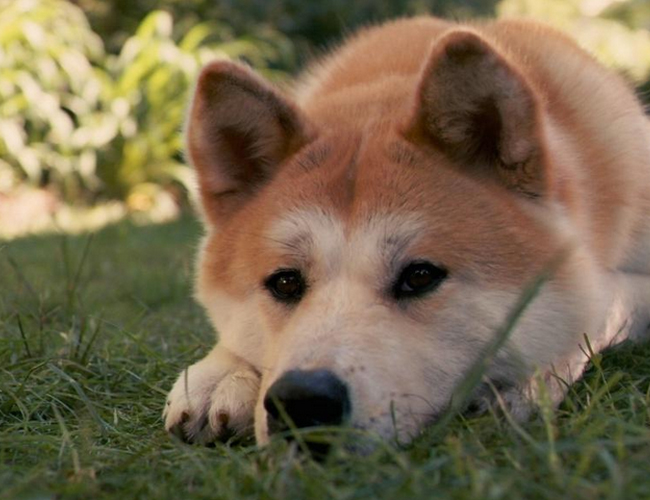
187 61 313 225
405 30 547 198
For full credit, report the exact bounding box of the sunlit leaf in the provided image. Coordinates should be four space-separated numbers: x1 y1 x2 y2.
497 0 650 81
0 0 292 203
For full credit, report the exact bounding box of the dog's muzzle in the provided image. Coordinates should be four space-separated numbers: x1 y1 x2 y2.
264 369 351 438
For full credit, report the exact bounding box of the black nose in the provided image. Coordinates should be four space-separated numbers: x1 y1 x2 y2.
264 369 350 435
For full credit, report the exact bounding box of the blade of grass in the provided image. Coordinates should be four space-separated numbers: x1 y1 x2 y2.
70 233 94 297
101 319 166 362
47 363 113 434
61 233 94 313
434 249 568 432
52 402 81 474
5 253 38 301
0 382 30 422
79 318 102 365
267 395 312 456
15 314 32 358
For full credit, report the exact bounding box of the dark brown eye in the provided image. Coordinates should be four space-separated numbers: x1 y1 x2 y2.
393 261 447 299
265 269 306 303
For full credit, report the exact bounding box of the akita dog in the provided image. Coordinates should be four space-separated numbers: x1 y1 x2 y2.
164 17 650 448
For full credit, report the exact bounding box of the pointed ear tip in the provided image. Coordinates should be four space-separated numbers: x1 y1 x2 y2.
436 29 493 61
197 59 253 86
200 59 234 76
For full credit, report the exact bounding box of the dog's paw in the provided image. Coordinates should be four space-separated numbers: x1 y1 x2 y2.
163 354 260 445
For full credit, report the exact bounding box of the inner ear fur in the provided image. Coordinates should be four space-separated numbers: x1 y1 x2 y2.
405 29 548 198
186 61 313 224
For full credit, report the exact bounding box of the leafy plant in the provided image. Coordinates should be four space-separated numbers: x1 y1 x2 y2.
497 0 650 82
0 0 290 205
2 0 649 208
99 10 292 201
0 0 108 201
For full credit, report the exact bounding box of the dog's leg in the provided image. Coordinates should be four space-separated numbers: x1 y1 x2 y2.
493 271 650 419
163 345 260 445
613 271 650 343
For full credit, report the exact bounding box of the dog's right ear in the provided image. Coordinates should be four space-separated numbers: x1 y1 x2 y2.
187 61 313 225
404 30 548 198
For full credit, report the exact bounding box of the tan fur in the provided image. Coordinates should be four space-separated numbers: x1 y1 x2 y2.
164 16 650 447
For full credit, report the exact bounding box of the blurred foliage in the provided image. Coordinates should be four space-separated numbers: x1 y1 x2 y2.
0 0 648 208
71 0 499 65
0 0 105 200
72 0 650 80
604 0 650 29
204 0 499 64
70 0 297 69
0 0 287 203
498 0 650 81
98 10 288 200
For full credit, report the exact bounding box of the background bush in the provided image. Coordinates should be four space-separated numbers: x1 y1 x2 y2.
1 0 649 208
0 0 289 205
97 10 288 201
0 0 106 201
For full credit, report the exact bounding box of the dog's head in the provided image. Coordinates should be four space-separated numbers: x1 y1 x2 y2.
186 30 602 447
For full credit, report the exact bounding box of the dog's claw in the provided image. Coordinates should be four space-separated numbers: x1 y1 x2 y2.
165 409 217 445
164 361 260 446
168 420 187 442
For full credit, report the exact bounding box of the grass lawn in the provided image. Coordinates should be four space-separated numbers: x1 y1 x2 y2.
1 214 649 499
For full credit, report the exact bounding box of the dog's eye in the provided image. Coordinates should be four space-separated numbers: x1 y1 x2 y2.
265 269 306 303
393 261 447 299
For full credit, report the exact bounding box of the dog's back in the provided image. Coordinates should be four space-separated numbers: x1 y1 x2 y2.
297 17 650 274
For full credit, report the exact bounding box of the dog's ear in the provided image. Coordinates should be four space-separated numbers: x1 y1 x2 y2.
187 61 313 224
405 30 547 198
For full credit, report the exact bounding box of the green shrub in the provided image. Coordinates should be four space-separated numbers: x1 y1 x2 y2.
497 0 650 82
99 11 221 199
0 0 289 204
2 0 648 207
0 0 107 201
99 11 292 200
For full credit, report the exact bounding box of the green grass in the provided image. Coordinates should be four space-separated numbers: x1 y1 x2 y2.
1 215 649 499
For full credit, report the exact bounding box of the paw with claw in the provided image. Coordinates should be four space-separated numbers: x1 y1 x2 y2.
163 348 260 445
